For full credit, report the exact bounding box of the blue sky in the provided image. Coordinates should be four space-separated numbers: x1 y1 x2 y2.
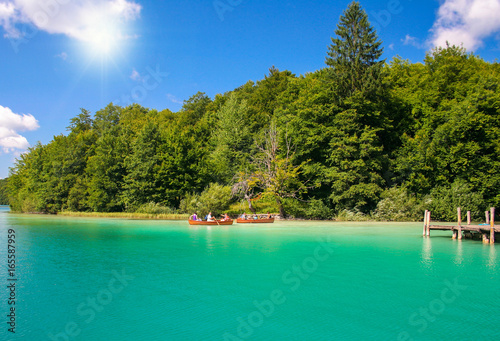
1 0 500 179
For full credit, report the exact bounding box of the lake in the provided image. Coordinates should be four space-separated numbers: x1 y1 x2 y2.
1 207 499 340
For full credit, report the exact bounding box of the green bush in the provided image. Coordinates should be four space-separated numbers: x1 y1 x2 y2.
374 186 424 221
426 179 484 221
135 202 176 214
283 198 333 220
334 208 371 221
179 183 232 217
225 193 280 216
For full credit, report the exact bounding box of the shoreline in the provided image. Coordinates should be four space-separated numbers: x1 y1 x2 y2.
57 211 190 220
5 209 426 223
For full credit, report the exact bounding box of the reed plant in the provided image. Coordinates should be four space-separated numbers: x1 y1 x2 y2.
58 211 189 220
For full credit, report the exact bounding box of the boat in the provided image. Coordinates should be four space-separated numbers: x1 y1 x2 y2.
236 218 275 224
188 219 233 225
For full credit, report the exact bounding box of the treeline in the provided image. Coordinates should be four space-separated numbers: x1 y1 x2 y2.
6 2 500 221
0 179 8 205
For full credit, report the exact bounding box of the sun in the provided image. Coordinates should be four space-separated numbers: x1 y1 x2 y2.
79 15 126 61
91 31 114 56
73 2 141 62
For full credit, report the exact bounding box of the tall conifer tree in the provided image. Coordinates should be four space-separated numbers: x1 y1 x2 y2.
326 1 384 99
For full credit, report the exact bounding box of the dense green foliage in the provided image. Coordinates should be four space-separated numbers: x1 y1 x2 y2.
6 2 500 221
0 178 9 205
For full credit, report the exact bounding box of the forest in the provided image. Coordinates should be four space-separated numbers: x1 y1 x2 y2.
4 2 500 221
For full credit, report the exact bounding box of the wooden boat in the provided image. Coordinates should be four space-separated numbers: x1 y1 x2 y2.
236 218 275 224
188 219 233 225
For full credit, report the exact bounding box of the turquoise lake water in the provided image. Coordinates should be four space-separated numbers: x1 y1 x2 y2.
0 206 499 340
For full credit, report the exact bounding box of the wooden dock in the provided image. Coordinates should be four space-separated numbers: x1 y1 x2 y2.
423 207 499 244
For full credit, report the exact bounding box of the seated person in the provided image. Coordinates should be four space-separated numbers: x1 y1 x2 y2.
207 212 215 221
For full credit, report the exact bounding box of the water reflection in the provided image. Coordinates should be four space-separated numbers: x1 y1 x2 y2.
454 239 463 265
488 244 497 270
421 237 433 267
205 225 214 253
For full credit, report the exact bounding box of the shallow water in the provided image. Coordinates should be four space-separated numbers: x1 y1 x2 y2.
0 210 499 340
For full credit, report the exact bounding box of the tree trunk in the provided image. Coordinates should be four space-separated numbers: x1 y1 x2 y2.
276 196 285 218
245 194 256 214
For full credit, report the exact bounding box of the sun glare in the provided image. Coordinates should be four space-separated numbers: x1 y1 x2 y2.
91 30 114 56
85 24 120 59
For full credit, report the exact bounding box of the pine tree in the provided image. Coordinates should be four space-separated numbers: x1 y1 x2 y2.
326 1 384 99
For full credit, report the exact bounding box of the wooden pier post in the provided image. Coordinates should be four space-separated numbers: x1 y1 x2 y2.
423 210 428 236
467 211 471 225
454 207 462 240
486 211 490 225
490 207 495 244
426 211 431 236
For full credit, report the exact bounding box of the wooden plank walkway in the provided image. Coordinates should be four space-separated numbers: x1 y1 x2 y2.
423 207 499 244
429 225 500 232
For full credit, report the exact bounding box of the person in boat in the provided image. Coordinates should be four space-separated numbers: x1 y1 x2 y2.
266 212 272 219
253 214 258 220
190 212 198 221
221 213 230 221
207 212 215 222
240 212 246 220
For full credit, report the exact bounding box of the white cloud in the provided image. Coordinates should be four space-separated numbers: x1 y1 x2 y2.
130 68 142 81
402 34 425 49
430 0 500 50
56 51 67 60
110 0 141 20
0 0 141 43
0 105 39 153
166 94 183 105
0 1 20 38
